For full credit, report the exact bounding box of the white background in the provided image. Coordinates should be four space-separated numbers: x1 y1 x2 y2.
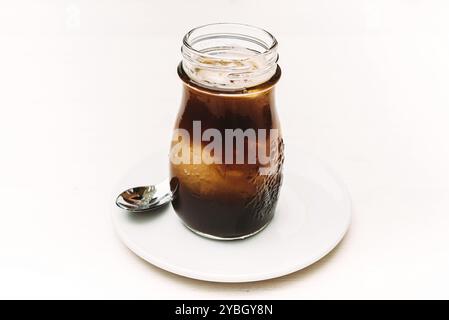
1 0 449 299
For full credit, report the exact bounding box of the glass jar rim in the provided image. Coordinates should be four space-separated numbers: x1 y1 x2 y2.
182 22 278 57
181 23 280 91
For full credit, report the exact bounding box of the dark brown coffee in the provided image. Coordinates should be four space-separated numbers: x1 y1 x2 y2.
169 64 284 239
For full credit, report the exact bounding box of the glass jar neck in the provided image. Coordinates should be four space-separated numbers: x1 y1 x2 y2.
181 23 279 92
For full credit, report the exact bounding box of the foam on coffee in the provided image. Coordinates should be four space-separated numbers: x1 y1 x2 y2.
182 46 277 91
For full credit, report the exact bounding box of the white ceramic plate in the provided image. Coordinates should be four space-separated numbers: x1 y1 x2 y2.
112 150 351 283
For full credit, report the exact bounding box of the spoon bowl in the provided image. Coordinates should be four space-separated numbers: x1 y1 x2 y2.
116 179 173 212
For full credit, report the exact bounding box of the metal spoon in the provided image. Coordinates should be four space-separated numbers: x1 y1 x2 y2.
115 179 174 212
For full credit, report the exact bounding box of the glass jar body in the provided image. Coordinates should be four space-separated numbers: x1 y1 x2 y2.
169 65 284 239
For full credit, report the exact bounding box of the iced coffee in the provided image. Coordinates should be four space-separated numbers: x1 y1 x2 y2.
170 23 284 240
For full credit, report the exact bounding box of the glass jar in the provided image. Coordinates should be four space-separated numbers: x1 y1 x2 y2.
169 23 284 240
